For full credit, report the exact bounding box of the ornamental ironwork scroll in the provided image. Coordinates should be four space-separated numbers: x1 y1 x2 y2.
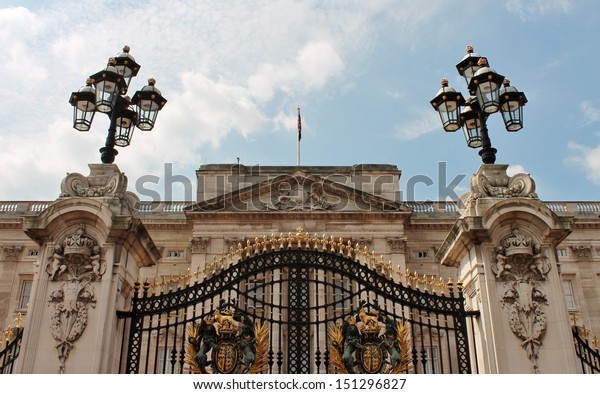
492 224 550 373
45 224 105 373
328 301 412 374
185 301 269 374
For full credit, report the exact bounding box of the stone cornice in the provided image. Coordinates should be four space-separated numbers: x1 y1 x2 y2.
436 216 489 267
185 210 411 224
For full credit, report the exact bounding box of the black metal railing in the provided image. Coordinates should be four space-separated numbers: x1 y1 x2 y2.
0 327 23 374
573 325 600 373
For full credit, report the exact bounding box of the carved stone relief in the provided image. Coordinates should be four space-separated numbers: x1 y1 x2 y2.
45 224 104 373
225 237 243 253
189 237 210 254
386 237 407 254
354 237 373 251
270 182 334 211
1 245 22 261
491 224 549 373
570 245 593 260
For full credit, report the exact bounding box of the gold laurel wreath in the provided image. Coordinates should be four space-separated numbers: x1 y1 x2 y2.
327 321 350 373
184 322 203 374
244 320 270 374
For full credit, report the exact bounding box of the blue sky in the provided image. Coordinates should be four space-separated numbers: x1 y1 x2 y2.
1 0 599 202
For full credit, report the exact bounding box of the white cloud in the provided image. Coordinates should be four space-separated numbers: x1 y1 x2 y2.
506 0 573 21
506 164 528 177
566 141 600 185
395 109 440 140
580 101 600 125
0 7 49 101
248 41 344 103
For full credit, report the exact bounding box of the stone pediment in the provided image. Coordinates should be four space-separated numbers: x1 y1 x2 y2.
188 172 407 212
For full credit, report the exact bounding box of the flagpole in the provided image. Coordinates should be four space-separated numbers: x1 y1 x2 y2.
297 106 301 166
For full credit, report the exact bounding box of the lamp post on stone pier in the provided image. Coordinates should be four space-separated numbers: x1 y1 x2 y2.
430 46 527 164
69 46 167 164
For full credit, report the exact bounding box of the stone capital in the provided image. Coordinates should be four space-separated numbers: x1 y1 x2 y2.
386 237 406 254
189 237 210 254
1 245 22 261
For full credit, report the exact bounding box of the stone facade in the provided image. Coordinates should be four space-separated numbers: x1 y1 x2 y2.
0 163 598 373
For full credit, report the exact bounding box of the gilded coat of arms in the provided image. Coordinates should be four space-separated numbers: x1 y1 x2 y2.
185 302 269 374
328 301 412 374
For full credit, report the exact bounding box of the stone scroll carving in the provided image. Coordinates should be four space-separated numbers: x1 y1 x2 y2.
45 224 104 373
60 164 127 198
464 165 538 210
492 225 550 373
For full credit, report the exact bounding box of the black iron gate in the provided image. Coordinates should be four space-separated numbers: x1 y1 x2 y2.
118 235 476 374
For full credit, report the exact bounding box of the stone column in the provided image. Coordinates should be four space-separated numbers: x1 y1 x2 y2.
436 164 577 373
16 164 161 373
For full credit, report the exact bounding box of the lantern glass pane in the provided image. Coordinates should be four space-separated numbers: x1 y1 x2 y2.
115 123 134 147
137 110 158 131
464 127 482 148
438 107 460 132
95 80 119 113
476 82 500 114
135 98 160 131
116 116 133 129
438 100 457 112
501 99 520 112
502 106 524 132
464 117 480 131
76 99 95 111
462 65 479 86
73 106 94 131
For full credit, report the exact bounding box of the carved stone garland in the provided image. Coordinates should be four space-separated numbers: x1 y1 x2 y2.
491 225 550 373
45 224 105 373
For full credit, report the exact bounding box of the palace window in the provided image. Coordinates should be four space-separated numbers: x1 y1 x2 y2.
557 249 568 258
18 279 32 311
562 280 576 310
413 250 429 259
423 347 439 374
166 250 184 258
157 345 175 374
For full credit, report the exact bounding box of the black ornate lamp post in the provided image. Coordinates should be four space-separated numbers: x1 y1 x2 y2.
430 46 527 164
69 46 167 164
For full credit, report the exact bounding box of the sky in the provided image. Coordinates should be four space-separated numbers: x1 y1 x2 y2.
1 0 600 203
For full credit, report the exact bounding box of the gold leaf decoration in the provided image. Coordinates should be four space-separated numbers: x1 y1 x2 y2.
245 320 270 374
184 322 203 374
327 321 349 374
389 320 413 374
